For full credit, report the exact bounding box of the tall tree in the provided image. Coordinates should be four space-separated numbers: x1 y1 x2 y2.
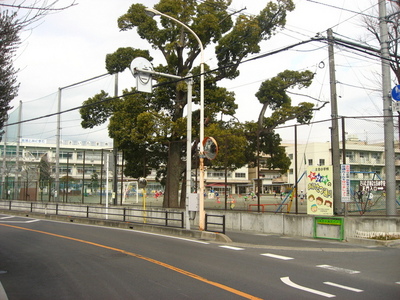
246 70 319 173
80 0 295 208
362 0 400 84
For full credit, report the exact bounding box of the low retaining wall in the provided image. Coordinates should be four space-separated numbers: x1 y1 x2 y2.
198 209 400 240
1 200 399 240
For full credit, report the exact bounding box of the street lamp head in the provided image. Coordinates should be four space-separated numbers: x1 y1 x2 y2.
145 7 160 18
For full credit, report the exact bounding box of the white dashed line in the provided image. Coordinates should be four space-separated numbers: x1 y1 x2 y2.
219 245 244 251
261 253 294 260
324 281 363 292
0 219 40 224
316 264 360 274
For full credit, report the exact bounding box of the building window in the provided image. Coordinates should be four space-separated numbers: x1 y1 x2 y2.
86 152 102 161
308 159 313 166
60 167 71 174
346 151 355 163
288 153 293 160
77 152 83 160
319 159 325 166
30 150 47 159
207 171 231 178
359 152 367 163
235 173 246 178
59 151 72 159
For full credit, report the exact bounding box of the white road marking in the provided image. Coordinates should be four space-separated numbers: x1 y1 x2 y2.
0 219 40 224
316 264 360 274
261 253 294 260
42 219 211 245
0 216 13 220
281 277 335 298
0 280 8 300
219 245 244 251
25 219 40 223
324 282 363 292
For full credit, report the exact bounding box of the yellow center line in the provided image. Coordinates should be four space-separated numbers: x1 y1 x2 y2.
0 223 263 300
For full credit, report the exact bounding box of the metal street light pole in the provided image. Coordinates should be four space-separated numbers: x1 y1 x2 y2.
145 8 206 230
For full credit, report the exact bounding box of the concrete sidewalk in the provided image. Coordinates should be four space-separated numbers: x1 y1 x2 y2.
224 229 400 249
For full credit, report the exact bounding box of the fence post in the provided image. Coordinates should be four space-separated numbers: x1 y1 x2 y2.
165 211 168 227
30 202 33 212
86 206 90 218
8 201 11 210
56 203 58 215
222 215 225 234
123 207 126 222
205 214 208 232
181 211 184 228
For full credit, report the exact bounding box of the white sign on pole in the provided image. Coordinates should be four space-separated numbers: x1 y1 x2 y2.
340 164 351 202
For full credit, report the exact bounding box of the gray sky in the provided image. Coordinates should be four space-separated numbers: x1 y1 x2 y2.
6 0 390 144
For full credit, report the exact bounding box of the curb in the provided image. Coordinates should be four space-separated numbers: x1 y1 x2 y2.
347 237 400 248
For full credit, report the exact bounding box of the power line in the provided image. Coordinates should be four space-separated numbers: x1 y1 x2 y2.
305 0 377 19
5 29 394 129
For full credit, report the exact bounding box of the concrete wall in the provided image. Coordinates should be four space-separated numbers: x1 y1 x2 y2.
202 210 400 239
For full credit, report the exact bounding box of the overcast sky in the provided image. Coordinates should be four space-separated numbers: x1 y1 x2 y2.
5 0 389 144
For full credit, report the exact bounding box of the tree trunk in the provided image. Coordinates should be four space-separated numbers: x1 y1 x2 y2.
163 141 184 208
180 174 186 209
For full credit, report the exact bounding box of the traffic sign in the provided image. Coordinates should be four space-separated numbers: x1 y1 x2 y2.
391 85 400 101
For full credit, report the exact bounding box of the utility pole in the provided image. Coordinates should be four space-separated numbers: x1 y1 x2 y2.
14 101 22 200
327 28 342 214
113 73 118 205
379 0 397 216
55 88 61 202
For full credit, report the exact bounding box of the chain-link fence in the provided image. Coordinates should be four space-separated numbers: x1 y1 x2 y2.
1 115 400 215
275 115 400 216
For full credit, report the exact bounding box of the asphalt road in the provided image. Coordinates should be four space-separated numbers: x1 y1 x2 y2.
0 214 399 299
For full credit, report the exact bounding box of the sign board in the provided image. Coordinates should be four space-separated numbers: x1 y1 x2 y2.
391 85 400 101
340 164 351 202
313 217 344 241
306 166 334 216
393 101 400 112
359 180 386 192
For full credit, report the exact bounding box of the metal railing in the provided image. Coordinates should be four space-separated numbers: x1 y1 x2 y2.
205 214 225 234
0 200 184 229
